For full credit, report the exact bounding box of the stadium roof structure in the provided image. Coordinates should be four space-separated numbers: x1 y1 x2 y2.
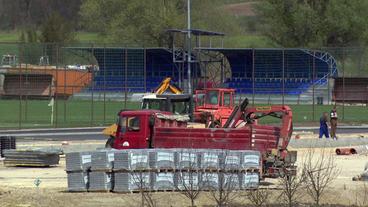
197 47 338 78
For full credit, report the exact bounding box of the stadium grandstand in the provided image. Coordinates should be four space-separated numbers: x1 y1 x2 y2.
71 47 338 97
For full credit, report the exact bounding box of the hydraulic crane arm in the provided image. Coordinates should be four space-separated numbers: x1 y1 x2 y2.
223 99 293 150
223 98 248 128
244 105 293 150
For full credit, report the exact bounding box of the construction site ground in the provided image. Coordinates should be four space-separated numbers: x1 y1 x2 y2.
1 132 368 207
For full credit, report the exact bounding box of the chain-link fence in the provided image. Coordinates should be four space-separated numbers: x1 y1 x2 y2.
0 43 367 129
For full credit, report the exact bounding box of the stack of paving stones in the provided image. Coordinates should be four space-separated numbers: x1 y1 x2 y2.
3 149 60 167
176 148 200 170
65 151 92 192
89 150 116 192
0 136 16 158
66 149 261 193
113 149 151 192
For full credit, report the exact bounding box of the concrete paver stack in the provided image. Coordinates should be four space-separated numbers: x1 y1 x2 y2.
0 136 16 158
65 152 91 191
89 150 116 191
66 149 261 193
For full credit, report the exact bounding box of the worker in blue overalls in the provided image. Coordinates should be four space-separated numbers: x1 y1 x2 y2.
319 112 329 138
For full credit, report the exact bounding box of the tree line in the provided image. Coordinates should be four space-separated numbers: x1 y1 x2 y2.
1 0 368 48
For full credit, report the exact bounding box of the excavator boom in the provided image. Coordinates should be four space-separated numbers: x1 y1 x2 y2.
154 77 182 94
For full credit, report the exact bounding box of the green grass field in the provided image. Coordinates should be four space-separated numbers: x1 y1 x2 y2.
0 99 366 129
0 31 19 42
0 31 101 43
0 99 140 128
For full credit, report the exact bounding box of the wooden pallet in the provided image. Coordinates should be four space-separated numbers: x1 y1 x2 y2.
90 168 113 173
87 189 111 193
152 168 176 173
3 161 53 167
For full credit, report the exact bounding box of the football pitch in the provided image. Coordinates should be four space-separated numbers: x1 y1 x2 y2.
0 99 367 128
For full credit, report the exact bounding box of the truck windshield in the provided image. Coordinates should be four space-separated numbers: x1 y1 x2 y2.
119 116 140 133
206 91 219 105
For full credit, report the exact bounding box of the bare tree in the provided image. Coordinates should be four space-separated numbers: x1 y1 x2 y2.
246 188 270 207
208 172 239 207
302 148 340 206
131 170 156 207
207 150 240 206
278 170 306 207
176 150 202 207
177 171 202 207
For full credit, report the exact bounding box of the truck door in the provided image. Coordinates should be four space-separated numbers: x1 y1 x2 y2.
116 115 146 149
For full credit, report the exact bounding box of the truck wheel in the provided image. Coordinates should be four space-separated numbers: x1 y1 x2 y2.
105 136 115 148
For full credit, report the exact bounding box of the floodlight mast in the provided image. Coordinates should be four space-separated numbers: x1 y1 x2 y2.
187 0 192 94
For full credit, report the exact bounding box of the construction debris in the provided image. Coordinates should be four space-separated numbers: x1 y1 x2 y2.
66 149 261 192
3 149 61 167
353 162 368 181
355 145 368 155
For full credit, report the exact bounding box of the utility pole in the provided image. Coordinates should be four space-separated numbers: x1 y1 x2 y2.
187 0 192 94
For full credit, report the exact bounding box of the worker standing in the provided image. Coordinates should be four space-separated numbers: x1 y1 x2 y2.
330 106 338 140
319 112 329 139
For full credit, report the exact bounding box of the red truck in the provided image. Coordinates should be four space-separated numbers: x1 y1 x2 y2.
107 99 296 178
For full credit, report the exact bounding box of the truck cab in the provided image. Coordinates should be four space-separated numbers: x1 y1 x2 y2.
194 88 235 127
110 110 188 149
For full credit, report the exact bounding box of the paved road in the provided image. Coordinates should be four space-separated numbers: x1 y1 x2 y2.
0 126 367 141
293 125 368 134
289 137 368 149
0 127 106 141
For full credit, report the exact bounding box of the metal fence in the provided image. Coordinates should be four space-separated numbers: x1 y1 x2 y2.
0 43 367 129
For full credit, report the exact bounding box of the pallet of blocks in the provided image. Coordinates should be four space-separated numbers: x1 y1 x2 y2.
3 149 60 167
65 151 92 192
65 148 261 193
0 136 16 158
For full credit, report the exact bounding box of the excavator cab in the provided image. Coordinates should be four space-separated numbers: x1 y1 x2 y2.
195 88 235 109
193 88 236 127
103 77 190 138
141 77 192 115
142 94 192 116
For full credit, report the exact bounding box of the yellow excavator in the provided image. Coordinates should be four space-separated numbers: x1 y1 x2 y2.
102 77 188 137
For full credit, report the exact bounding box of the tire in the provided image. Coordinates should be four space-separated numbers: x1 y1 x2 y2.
105 136 115 148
